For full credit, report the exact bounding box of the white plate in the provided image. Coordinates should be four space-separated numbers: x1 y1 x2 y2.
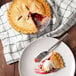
19 37 75 76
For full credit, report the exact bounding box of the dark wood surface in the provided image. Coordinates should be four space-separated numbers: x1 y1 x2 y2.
0 0 76 76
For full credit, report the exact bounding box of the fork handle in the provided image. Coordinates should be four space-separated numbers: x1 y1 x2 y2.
48 33 68 52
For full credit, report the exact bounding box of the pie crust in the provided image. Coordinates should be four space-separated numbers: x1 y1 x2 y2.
50 52 64 68
8 0 51 34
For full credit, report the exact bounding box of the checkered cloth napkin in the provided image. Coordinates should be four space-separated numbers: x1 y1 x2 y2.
0 0 76 64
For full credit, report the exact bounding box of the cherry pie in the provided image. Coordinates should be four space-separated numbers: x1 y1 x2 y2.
35 52 64 74
8 0 51 34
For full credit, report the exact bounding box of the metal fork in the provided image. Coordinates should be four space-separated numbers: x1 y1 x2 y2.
35 33 68 62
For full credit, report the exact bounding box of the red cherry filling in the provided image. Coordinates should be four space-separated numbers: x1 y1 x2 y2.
29 12 45 29
35 14 45 21
34 58 39 62
30 12 45 21
35 68 57 74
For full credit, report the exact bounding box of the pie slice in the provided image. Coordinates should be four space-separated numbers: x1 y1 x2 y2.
41 52 64 72
50 52 64 68
8 0 51 34
35 52 64 74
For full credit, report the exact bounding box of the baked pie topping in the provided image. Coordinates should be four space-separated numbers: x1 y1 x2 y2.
50 52 64 68
8 0 51 34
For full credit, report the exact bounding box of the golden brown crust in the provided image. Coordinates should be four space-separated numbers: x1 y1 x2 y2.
8 2 38 34
37 0 51 17
50 52 64 68
8 0 51 34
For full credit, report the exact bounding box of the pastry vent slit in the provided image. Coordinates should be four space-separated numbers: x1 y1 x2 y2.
18 15 22 21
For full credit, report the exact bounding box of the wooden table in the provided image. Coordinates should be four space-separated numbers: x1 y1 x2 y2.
0 0 76 76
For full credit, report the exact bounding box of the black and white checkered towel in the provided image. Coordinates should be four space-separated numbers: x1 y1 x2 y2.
0 0 76 64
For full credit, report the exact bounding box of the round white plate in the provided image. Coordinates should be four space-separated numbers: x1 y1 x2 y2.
19 37 75 76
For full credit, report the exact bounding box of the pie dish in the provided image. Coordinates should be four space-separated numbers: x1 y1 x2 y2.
8 0 51 34
35 52 64 74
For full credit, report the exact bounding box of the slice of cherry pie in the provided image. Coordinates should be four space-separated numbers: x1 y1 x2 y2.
8 0 51 34
35 52 64 74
